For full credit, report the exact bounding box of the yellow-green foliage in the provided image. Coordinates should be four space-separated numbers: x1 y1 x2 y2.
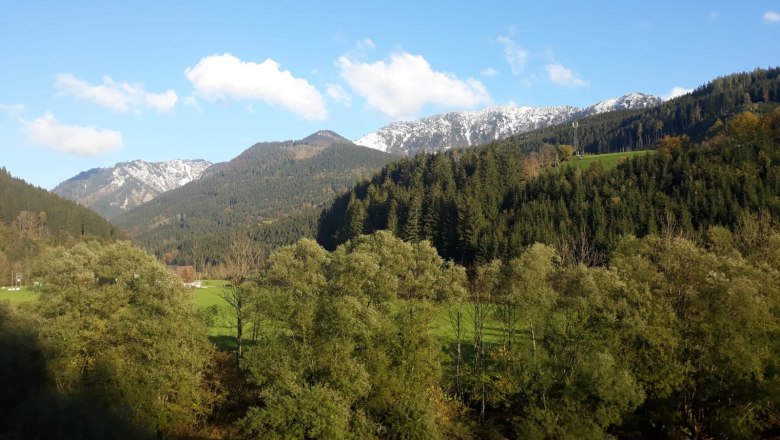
20 241 215 437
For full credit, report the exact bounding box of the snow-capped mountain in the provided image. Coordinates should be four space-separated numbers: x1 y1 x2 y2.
53 159 213 219
356 93 662 155
578 92 663 117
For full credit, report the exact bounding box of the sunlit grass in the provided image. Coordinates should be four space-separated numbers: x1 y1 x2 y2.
566 150 651 170
0 286 39 305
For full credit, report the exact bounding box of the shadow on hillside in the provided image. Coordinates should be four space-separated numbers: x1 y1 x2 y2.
0 304 152 439
208 334 237 352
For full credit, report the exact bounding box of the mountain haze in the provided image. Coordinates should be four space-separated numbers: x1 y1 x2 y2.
53 159 212 219
355 93 662 155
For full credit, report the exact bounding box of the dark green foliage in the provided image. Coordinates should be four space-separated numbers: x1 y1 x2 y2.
610 232 780 438
471 232 780 439
319 109 780 266
18 241 215 437
0 167 120 242
0 169 121 289
0 285 152 440
113 133 396 267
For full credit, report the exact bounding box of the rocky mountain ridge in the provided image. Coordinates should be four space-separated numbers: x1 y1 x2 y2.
52 159 212 219
355 93 663 155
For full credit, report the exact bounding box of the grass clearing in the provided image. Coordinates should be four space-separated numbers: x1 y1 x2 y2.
430 303 504 346
566 150 650 170
192 281 238 348
193 287 231 310
0 286 39 306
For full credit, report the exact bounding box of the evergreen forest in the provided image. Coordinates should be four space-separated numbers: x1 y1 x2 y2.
510 68 780 154
319 110 780 267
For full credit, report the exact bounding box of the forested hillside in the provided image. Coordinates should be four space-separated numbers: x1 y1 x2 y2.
0 167 120 241
0 168 121 285
112 131 397 267
319 109 780 265
509 67 780 154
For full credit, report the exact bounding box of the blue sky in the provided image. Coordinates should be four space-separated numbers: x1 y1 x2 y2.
1 0 779 189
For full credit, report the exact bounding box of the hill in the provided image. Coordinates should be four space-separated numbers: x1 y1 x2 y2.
0 167 120 242
52 159 212 219
318 109 780 265
112 131 397 267
0 167 121 286
507 67 780 154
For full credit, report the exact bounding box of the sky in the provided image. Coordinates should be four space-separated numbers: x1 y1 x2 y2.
1 0 779 189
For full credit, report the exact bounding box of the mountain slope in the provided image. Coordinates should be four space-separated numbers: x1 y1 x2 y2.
355 93 662 155
53 159 212 219
112 131 397 266
319 109 780 265
0 167 120 241
509 68 780 154
319 68 780 263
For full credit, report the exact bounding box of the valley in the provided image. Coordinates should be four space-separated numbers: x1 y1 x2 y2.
1 15 779 436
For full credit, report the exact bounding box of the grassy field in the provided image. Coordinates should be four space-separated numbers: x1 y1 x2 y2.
0 286 39 305
566 150 650 170
191 281 235 347
0 283 232 310
193 281 231 309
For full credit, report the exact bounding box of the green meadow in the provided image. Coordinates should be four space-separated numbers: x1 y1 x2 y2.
566 150 650 170
0 286 38 305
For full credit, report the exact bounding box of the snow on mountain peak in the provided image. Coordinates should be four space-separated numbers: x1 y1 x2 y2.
355 93 662 155
53 159 213 219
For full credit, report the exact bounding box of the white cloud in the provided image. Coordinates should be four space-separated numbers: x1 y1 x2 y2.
326 84 352 107
545 64 588 87
338 52 491 119
496 36 528 75
144 90 178 112
763 11 780 23
664 86 693 100
55 74 178 113
481 68 498 77
0 103 26 117
357 38 375 49
184 53 327 120
21 112 122 156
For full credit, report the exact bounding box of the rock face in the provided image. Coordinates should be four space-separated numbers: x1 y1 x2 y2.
52 159 213 219
355 93 663 156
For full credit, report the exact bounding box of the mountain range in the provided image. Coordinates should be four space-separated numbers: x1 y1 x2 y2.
51 93 661 217
45 68 780 269
110 131 396 266
52 159 212 219
354 93 663 155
